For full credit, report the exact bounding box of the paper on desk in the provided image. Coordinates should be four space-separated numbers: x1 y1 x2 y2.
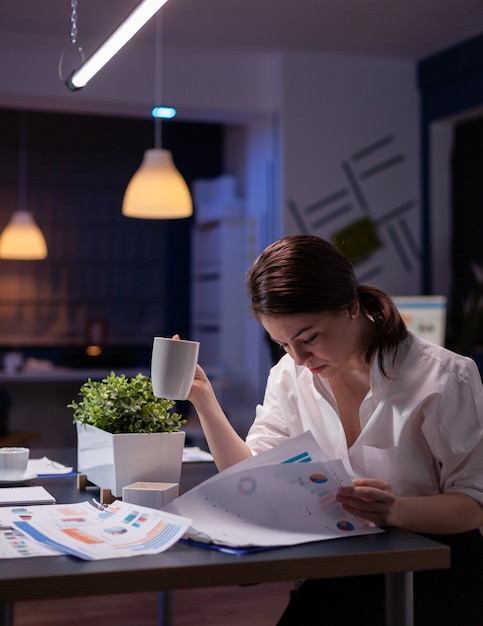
2 499 191 560
182 446 214 462
0 507 64 558
13 499 191 560
28 457 74 475
165 432 382 548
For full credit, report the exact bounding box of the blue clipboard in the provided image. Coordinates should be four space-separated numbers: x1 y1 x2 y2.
179 537 281 555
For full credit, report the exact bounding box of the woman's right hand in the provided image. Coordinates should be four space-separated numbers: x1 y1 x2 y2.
187 363 213 404
171 334 252 470
171 334 213 405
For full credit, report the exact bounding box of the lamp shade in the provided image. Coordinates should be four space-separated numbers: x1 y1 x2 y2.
0 210 48 260
122 149 192 219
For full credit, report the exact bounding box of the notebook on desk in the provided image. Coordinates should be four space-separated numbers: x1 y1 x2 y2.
0 486 56 506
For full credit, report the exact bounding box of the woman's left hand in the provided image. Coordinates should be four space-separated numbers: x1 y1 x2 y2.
336 478 399 527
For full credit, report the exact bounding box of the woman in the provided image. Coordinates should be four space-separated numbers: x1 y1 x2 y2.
186 234 483 625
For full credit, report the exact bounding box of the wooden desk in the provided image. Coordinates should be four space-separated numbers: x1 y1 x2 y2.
0 450 450 626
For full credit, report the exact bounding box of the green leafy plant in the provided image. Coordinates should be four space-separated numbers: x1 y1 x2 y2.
68 372 186 434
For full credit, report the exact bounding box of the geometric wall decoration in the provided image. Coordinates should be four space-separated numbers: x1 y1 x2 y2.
287 134 419 283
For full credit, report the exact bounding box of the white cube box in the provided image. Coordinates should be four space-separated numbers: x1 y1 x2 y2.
122 482 179 509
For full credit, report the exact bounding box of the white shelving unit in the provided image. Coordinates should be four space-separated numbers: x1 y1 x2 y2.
191 176 251 434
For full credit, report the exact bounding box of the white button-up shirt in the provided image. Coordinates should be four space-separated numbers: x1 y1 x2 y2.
246 333 483 505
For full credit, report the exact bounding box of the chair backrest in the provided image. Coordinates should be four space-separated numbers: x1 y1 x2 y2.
392 295 447 346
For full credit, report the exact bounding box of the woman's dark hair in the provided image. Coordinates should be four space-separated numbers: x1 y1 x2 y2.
247 235 407 374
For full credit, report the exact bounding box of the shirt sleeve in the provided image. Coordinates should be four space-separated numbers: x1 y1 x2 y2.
422 357 483 506
245 357 296 454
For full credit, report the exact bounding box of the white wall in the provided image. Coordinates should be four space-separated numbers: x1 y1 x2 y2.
279 52 421 294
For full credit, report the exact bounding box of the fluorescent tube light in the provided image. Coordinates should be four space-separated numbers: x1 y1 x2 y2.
66 0 169 91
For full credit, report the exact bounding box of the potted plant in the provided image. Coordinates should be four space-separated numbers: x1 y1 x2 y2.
68 372 187 497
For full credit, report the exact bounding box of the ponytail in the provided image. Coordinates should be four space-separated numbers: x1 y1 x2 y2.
357 285 407 374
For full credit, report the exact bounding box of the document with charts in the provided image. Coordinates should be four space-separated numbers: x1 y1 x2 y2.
0 499 191 560
164 431 383 549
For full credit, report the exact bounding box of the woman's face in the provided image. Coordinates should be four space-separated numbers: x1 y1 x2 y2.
261 309 362 378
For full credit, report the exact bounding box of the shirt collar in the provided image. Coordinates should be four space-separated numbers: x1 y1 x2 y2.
293 361 306 378
370 349 385 388
370 344 404 389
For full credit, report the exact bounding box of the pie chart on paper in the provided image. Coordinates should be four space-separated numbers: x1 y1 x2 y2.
337 520 355 531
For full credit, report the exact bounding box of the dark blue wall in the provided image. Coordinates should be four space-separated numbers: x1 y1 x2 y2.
418 34 483 293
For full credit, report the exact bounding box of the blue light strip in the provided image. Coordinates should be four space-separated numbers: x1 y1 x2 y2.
152 106 177 119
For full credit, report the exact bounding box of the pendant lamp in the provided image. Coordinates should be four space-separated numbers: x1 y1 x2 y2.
122 148 192 218
0 114 48 260
121 12 192 219
0 211 47 260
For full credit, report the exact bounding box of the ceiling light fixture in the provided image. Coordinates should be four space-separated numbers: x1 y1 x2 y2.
121 12 192 219
0 212 48 260
152 106 177 119
66 0 170 91
0 114 48 260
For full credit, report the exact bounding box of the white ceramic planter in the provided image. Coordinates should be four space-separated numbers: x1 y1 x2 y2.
76 423 186 497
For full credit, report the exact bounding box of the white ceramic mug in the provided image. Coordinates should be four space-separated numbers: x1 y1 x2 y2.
0 447 29 481
151 337 200 400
